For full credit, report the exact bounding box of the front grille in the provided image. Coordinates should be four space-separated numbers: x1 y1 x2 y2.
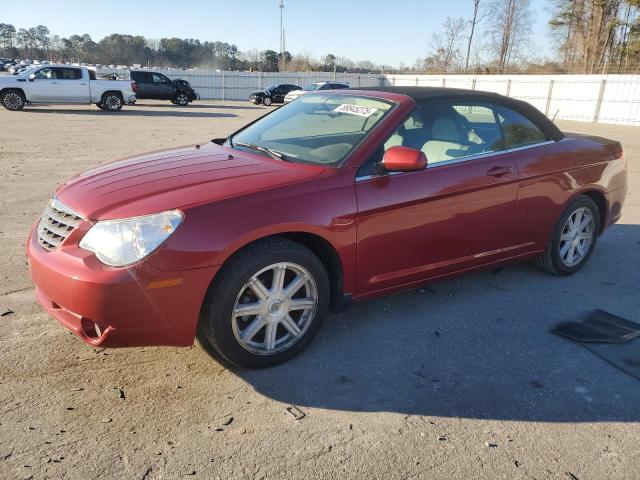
37 198 84 251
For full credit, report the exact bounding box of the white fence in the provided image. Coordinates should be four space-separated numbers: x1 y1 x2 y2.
104 69 384 101
385 74 640 126
102 68 640 125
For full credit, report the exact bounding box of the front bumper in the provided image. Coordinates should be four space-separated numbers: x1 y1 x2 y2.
27 230 217 348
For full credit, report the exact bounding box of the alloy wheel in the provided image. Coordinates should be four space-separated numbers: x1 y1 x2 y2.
559 207 595 267
232 262 318 355
3 92 23 110
176 93 188 105
104 95 121 111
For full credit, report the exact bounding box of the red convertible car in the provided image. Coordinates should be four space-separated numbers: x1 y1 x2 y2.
27 87 627 368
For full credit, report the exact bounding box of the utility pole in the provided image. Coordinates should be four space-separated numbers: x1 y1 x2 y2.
279 0 285 72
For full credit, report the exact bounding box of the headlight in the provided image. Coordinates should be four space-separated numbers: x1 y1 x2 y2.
79 210 183 267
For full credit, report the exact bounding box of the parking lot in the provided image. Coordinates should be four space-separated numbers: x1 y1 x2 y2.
0 101 638 479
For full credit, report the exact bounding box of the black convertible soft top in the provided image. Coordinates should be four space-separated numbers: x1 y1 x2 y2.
359 86 564 142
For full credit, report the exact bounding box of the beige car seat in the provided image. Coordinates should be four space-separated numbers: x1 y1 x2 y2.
421 116 470 164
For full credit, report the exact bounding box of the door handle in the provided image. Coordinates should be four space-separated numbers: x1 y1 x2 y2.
80 83 87 85
487 166 513 177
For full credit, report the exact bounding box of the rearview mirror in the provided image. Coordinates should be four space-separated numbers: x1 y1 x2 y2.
382 146 427 172
28 73 35 81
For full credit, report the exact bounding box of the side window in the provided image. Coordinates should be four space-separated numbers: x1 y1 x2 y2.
151 73 167 83
58 68 81 80
382 102 505 166
34 68 53 79
495 106 548 149
319 84 331 90
53 68 82 80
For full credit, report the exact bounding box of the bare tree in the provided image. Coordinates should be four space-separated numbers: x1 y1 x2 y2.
426 16 467 72
465 0 483 70
487 0 533 73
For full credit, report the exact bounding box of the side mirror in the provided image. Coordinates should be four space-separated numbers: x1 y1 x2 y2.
382 146 427 172
28 73 36 81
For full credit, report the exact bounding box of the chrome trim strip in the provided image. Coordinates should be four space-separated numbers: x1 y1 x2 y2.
355 140 555 182
356 171 403 182
505 140 555 153
51 196 85 219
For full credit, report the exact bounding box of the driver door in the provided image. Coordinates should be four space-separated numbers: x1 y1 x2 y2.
27 67 56 101
151 73 174 98
355 101 523 295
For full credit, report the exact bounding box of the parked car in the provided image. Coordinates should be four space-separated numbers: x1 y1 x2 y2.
0 66 136 111
284 81 350 103
130 70 198 105
27 86 627 368
249 84 301 106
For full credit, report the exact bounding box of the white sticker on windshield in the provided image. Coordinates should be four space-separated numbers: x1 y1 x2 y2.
333 103 379 117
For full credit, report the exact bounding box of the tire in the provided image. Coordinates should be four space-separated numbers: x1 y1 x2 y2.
1 89 26 111
199 237 330 368
535 195 600 275
263 96 272 106
174 92 189 106
101 92 123 112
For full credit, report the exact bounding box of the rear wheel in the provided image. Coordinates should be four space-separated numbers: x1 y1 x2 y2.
174 92 189 106
1 90 25 111
535 195 600 275
101 92 123 112
263 96 272 106
199 238 330 368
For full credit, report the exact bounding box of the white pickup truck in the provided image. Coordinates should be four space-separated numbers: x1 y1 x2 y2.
0 65 136 112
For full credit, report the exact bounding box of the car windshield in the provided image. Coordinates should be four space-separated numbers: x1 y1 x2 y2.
229 93 394 166
265 85 277 91
17 65 38 78
303 83 323 91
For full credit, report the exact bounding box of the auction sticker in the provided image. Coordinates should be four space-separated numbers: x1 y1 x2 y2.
333 103 379 117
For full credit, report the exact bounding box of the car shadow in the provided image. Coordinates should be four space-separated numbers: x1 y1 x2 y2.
206 223 640 422
133 102 264 110
22 108 238 118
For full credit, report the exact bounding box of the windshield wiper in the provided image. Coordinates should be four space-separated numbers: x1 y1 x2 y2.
233 142 288 161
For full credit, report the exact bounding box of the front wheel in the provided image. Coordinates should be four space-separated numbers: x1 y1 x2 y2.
174 92 190 106
199 238 330 368
535 195 600 275
1 90 26 111
263 96 272 106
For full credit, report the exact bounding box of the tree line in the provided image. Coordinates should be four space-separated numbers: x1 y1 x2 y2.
422 0 640 74
0 24 387 73
2 1 640 74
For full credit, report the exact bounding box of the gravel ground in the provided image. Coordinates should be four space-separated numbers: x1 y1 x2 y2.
0 100 639 480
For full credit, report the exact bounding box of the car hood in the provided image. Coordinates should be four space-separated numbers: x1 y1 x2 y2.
55 142 327 220
0 76 21 85
250 90 268 96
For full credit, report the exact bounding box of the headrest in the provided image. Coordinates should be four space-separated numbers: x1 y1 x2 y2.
431 116 462 143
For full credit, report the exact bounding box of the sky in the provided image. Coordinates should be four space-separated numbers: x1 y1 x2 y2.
1 0 554 66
